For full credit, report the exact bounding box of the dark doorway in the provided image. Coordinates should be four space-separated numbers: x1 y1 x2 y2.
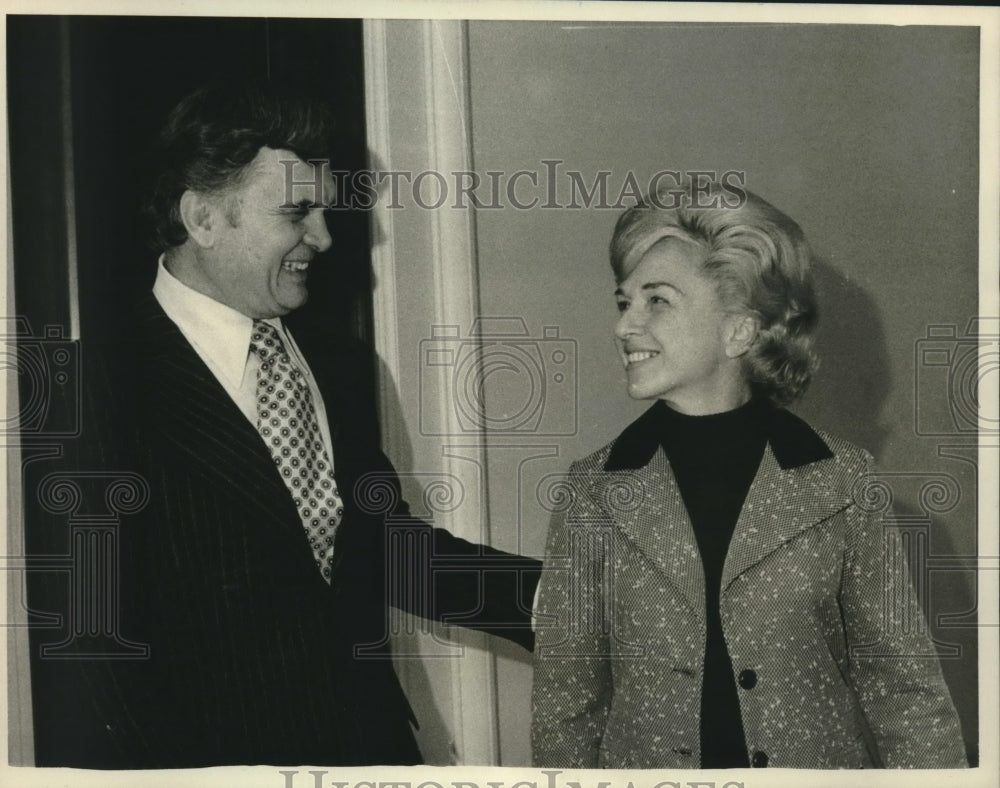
7 15 372 765
8 14 372 347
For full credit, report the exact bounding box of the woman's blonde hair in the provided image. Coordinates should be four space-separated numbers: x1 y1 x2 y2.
610 181 819 405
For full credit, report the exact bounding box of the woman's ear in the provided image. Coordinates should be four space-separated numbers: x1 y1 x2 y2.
725 313 759 359
178 189 218 248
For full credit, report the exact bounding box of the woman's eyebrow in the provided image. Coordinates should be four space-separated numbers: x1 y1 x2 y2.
615 281 684 297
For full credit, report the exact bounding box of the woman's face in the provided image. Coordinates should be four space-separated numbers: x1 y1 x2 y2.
614 237 749 414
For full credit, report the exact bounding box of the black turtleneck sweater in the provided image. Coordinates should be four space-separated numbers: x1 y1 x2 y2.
655 397 769 769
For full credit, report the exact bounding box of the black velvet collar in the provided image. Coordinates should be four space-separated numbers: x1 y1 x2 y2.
604 399 834 472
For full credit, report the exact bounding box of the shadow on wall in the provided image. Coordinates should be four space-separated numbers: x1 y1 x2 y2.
801 256 892 457
892 496 979 767
800 258 978 765
373 353 457 765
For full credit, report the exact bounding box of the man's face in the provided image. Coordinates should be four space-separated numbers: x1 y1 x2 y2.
614 237 744 414
206 147 334 318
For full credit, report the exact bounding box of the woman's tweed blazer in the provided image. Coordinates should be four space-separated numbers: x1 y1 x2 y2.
531 402 967 769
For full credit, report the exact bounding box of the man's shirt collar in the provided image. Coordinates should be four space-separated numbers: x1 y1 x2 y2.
152 256 279 389
604 398 834 472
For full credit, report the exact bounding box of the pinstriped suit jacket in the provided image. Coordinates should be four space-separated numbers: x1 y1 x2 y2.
27 294 538 768
531 402 967 769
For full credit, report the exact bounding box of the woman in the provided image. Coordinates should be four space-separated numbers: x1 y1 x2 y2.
530 182 967 769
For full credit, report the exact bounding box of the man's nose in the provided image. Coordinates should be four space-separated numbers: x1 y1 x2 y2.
303 211 332 253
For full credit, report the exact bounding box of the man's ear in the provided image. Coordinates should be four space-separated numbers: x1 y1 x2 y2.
178 189 220 248
725 313 759 359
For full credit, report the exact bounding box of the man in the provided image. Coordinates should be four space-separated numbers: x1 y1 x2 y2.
28 82 539 768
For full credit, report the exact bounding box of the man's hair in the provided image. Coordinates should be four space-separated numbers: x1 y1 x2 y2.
610 181 819 406
145 79 337 252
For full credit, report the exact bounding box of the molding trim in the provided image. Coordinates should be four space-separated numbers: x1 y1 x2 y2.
362 18 402 440
362 18 500 765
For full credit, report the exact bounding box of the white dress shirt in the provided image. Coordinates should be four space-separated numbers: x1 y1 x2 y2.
152 257 335 460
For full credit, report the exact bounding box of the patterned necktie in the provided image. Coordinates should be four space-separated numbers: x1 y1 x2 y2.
249 320 344 583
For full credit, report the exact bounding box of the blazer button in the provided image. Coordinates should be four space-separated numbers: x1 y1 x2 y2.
738 669 758 689
751 750 769 767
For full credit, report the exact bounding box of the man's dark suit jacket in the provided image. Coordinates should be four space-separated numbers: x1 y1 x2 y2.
26 295 539 768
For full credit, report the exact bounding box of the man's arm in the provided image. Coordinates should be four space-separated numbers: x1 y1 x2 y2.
353 447 540 651
316 335 541 650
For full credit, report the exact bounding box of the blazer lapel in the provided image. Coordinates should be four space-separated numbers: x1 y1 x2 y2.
721 446 852 594
609 447 706 622
599 399 845 617
135 299 299 528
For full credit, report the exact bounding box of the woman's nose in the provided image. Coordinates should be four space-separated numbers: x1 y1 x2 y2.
615 305 642 340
